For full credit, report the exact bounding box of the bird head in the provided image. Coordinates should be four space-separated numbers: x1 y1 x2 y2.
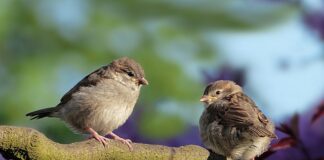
200 80 242 106
109 57 148 88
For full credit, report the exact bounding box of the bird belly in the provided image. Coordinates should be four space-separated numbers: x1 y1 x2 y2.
89 103 134 135
59 79 139 135
228 136 271 160
61 96 136 135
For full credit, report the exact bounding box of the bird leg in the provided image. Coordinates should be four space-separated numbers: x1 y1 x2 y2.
108 132 133 151
86 127 109 146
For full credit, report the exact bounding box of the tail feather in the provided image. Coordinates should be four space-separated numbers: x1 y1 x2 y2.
26 107 57 120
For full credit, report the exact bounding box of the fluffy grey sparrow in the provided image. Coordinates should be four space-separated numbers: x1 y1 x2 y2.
199 80 276 160
26 57 148 150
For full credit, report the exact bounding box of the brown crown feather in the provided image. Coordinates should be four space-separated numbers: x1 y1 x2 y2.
110 57 145 79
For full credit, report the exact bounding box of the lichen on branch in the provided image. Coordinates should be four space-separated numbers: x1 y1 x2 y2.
0 126 211 160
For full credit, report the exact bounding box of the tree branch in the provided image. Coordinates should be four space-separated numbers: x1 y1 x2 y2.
0 125 215 160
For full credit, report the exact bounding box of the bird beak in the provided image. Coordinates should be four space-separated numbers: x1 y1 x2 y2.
138 77 149 85
200 95 210 103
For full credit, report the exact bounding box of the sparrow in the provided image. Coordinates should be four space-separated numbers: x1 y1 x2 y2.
199 80 276 160
26 57 148 150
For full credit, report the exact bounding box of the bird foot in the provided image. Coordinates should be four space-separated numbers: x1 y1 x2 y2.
86 127 109 147
108 132 133 151
90 133 109 146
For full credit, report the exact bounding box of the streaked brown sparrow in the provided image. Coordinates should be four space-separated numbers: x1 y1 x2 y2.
26 57 148 150
199 80 276 160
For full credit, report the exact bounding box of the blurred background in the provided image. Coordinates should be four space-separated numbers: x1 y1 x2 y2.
0 0 324 159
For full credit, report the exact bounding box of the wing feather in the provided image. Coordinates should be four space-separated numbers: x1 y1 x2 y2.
209 92 275 138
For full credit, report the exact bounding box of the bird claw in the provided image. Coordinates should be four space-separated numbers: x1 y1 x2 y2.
113 136 133 151
108 132 133 151
88 129 133 150
86 127 109 147
89 134 109 147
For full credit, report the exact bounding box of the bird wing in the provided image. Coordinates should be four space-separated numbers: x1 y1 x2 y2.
59 65 109 105
208 95 253 126
210 92 276 138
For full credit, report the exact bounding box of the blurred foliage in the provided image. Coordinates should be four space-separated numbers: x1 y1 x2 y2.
0 0 297 144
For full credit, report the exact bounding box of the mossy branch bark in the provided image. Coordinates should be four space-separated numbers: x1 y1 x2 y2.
0 125 216 160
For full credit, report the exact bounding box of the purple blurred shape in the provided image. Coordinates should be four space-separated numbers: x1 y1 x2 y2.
114 107 202 147
153 125 202 147
304 11 324 40
202 65 245 86
0 154 4 160
267 104 324 160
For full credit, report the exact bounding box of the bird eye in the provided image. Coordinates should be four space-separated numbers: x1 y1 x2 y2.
216 91 221 95
127 71 134 77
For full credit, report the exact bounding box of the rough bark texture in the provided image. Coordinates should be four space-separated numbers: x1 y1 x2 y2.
0 126 218 160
